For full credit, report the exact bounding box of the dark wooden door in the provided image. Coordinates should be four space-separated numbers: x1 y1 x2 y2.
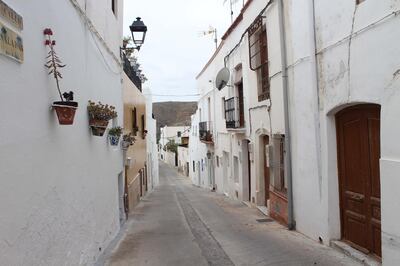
336 104 381 257
263 135 270 205
247 140 252 202
238 82 244 127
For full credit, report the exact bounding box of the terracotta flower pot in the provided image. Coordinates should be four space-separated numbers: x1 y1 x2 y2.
52 101 78 125
89 119 109 137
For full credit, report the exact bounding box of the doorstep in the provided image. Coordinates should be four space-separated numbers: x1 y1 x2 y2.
330 241 381 266
256 205 269 216
242 201 252 208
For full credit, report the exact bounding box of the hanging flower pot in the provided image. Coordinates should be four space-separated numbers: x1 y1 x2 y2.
108 127 123 146
121 141 130 150
89 119 109 136
121 132 136 150
52 101 78 125
87 101 117 137
109 135 121 146
44 28 78 125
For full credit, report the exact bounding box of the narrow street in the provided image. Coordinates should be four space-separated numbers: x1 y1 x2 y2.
104 161 360 266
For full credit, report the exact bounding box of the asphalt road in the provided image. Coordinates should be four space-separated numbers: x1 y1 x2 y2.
104 161 360 266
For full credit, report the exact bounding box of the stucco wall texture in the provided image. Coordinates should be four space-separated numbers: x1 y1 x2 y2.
0 0 124 264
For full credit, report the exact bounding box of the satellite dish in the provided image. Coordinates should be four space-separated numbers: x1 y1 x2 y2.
215 68 230 90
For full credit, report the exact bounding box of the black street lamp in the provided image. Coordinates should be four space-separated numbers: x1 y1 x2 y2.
121 17 147 53
130 17 147 50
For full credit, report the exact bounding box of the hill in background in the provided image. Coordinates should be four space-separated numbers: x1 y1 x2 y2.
153 101 197 134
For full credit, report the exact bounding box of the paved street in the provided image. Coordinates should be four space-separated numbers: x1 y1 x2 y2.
104 161 360 266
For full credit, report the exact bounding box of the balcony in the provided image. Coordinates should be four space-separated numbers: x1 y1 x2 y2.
225 97 244 129
122 52 142 91
199 121 213 144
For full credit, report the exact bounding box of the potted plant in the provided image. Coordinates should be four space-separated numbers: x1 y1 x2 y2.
121 132 136 150
108 127 123 146
44 28 78 125
87 101 117 136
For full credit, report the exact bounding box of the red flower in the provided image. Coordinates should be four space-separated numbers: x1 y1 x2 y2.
52 40 56 45
45 40 51 45
43 28 53 35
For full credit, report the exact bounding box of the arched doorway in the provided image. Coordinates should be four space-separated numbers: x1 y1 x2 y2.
336 104 381 257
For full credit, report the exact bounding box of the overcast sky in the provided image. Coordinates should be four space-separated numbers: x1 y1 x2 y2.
123 0 243 102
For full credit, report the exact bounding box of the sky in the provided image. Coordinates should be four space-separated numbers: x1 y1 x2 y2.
123 0 244 102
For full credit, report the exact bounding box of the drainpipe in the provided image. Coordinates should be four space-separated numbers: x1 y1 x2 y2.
278 0 295 230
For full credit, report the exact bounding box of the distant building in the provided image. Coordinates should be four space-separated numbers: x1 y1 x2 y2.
159 125 190 166
144 87 160 190
123 68 148 212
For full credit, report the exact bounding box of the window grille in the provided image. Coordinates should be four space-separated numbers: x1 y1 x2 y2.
248 16 270 101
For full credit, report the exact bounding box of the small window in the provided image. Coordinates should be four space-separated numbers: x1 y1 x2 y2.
248 16 269 102
177 131 182 137
356 0 365 4
193 161 195 172
141 114 145 139
221 97 226 119
111 0 117 16
216 156 220 167
271 134 286 194
132 108 138 136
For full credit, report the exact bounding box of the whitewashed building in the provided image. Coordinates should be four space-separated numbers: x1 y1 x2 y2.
177 139 190 177
159 125 189 166
144 88 160 189
190 0 400 264
0 0 128 265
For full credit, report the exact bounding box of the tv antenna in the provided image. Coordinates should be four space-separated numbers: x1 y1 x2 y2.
223 0 244 22
199 26 218 50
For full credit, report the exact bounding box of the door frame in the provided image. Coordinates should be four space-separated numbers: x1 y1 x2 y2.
254 128 270 206
335 103 381 257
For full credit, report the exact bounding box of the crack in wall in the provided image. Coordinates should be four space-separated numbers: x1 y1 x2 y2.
347 4 358 101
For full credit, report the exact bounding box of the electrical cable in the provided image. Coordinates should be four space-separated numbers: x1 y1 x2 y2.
223 0 274 66
152 94 200 97
69 0 122 75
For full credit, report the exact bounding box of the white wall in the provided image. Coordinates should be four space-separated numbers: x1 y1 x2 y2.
192 0 400 262
0 0 124 265
189 111 209 187
193 0 286 204
178 145 190 175
144 88 159 190
311 0 400 262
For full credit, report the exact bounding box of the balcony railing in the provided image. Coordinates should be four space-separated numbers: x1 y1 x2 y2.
122 52 142 91
225 97 244 129
199 121 213 143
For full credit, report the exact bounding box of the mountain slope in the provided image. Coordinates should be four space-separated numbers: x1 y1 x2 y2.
153 101 197 132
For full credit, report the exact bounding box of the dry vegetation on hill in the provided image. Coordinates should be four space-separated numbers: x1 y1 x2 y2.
153 101 197 133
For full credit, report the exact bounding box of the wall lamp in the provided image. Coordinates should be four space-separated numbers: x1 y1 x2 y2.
121 17 147 53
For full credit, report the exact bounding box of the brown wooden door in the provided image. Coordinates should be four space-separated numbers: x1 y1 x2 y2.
238 82 244 127
263 135 270 205
336 104 381 257
247 140 252 202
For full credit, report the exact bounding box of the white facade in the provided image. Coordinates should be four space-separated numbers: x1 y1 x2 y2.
190 0 400 264
144 88 159 190
0 0 124 265
159 125 189 164
189 110 211 188
309 1 400 264
178 145 190 176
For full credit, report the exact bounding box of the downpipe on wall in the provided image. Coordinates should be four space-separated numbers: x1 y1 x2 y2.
277 0 295 230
